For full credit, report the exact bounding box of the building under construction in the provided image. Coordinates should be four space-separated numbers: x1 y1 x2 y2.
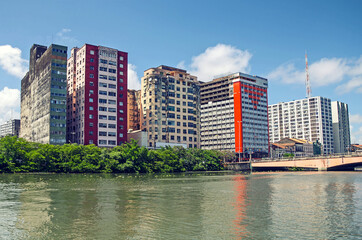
141 65 200 148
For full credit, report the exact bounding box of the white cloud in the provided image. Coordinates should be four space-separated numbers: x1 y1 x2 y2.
188 44 252 82
350 114 362 124
351 126 362 144
336 76 362 94
0 45 28 78
268 55 362 94
54 28 79 47
128 64 141 90
268 57 349 87
0 87 20 124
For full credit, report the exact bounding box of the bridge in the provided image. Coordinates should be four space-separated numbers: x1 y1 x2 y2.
251 154 362 171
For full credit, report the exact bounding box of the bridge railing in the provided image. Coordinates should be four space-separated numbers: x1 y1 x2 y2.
255 152 362 162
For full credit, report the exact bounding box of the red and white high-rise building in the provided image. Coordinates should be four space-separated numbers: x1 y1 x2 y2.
67 44 128 147
200 73 269 158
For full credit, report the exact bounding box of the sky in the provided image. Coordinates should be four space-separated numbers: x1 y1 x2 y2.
0 0 361 143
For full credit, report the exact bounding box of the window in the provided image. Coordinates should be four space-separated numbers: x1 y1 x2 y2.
109 108 116 112
99 99 107 104
89 140 93 144
99 82 107 88
109 84 116 89
90 81 94 86
108 140 116 145
89 114 93 119
108 92 116 96
108 116 116 120
99 90 107 95
89 74 94 78
89 106 94 110
119 71 124 76
119 133 124 138
89 131 93 136
99 115 107 120
99 140 107 145
100 75 107 79
99 123 107 128
108 132 116 136
89 98 93 103
109 61 116 66
90 58 94 62
89 122 93 127
100 59 107 64
109 100 116 105
108 124 116 128
99 131 107 136
119 63 124 68
119 101 123 106
90 50 95 55
119 56 124 61
109 68 116 73
100 67 107 72
90 66 94 70
109 76 116 81
99 107 107 111
119 86 124 90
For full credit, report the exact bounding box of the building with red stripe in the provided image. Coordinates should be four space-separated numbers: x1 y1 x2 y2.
200 73 269 158
66 44 127 146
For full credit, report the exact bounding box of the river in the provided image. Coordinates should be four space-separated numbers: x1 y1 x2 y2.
0 172 361 239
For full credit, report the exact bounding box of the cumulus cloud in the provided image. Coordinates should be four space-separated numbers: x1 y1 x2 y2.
187 44 252 82
0 45 28 78
268 55 362 94
128 64 141 90
268 57 349 87
0 87 20 124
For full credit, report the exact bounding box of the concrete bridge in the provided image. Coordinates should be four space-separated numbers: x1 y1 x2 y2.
251 154 362 171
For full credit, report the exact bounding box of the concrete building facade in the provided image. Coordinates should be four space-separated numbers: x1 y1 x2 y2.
268 96 334 154
141 65 200 148
200 73 269 158
66 44 128 147
0 119 21 138
20 44 67 144
127 89 141 131
331 101 351 153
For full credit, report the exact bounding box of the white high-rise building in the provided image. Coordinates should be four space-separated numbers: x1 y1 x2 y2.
268 96 334 154
331 101 351 153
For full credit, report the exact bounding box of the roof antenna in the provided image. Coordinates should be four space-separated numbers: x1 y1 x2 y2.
305 51 312 98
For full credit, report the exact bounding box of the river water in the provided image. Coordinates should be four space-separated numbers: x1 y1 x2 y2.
0 172 361 239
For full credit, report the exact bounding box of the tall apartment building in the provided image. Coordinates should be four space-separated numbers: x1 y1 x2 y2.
127 89 141 131
141 65 200 148
0 119 21 137
20 44 67 144
66 44 128 147
331 101 351 153
268 96 334 154
200 73 269 157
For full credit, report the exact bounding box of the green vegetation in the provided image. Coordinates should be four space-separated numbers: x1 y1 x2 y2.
0 136 232 173
283 153 294 158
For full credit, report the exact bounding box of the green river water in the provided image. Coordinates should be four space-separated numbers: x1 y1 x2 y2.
0 172 361 239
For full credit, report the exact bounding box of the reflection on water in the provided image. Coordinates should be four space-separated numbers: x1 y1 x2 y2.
0 172 361 239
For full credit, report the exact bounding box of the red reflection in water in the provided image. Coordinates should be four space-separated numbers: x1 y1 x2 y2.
232 175 249 239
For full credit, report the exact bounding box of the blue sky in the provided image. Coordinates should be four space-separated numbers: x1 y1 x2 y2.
0 0 361 143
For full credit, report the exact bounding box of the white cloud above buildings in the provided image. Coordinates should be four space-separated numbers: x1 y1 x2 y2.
268 55 362 94
180 44 252 82
0 87 20 124
128 63 141 90
0 45 28 78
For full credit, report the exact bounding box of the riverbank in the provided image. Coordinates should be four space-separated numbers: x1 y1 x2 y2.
0 136 235 174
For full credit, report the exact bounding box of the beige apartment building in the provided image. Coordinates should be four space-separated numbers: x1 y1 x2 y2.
141 65 200 148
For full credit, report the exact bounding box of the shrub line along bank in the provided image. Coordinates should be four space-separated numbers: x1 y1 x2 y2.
0 136 235 173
